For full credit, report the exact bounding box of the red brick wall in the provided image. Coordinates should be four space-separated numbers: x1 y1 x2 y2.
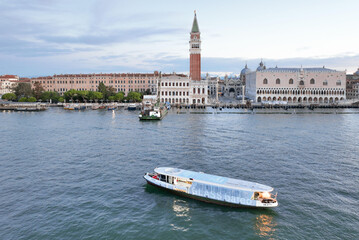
190 54 201 80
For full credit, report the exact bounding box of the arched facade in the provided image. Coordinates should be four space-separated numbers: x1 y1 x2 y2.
245 66 346 104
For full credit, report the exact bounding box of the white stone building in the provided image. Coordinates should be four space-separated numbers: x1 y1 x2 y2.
159 73 208 105
245 61 346 104
0 75 19 96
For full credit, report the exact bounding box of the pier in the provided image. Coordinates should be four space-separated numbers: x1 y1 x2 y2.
0 102 48 111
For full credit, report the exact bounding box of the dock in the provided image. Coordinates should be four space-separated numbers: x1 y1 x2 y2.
0 102 48 111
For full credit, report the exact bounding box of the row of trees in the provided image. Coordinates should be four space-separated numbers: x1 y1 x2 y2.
1 82 144 103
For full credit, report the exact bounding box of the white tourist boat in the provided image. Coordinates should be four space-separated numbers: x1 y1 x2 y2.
144 167 278 208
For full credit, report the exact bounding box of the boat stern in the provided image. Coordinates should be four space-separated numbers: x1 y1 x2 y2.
254 191 278 208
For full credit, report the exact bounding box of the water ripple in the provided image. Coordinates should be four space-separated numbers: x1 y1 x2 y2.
0 108 358 239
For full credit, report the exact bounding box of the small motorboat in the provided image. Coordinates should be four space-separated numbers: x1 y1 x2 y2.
127 103 137 110
107 106 117 110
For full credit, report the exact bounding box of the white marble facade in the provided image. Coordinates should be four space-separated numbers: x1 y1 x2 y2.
245 63 346 104
159 74 208 105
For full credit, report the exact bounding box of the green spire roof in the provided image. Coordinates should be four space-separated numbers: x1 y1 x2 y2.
191 11 199 33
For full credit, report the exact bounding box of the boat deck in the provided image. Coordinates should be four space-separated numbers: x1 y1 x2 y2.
154 167 273 192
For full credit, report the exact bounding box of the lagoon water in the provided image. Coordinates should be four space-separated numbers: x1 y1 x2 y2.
0 108 358 239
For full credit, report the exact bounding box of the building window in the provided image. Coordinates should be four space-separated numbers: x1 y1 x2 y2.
323 80 328 86
310 78 315 84
299 80 304 85
276 78 280 84
336 80 341 86
263 79 268 84
289 79 294 84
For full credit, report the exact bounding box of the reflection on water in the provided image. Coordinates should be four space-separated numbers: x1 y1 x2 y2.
111 110 116 125
170 199 192 231
254 213 277 238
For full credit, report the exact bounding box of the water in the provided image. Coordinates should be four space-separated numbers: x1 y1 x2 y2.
1 108 358 239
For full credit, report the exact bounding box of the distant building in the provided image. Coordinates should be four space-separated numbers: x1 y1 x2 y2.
207 75 220 97
245 61 346 103
240 64 251 85
346 68 359 99
159 73 208 105
220 74 243 98
31 72 159 96
0 75 19 95
159 11 208 105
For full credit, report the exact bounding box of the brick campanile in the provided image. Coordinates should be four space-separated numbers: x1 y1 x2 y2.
189 11 201 81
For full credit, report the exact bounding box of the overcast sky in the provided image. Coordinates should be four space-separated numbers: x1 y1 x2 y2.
1 0 358 77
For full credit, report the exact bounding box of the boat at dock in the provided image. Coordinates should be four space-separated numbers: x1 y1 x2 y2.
127 103 137 110
63 104 85 110
139 95 167 120
144 167 278 208
107 106 117 110
139 106 167 120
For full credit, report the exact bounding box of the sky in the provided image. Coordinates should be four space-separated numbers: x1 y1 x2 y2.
1 0 359 77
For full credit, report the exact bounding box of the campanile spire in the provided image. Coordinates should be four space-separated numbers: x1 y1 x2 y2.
189 11 201 81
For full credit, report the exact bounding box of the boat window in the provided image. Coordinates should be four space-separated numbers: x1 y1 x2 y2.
159 174 166 182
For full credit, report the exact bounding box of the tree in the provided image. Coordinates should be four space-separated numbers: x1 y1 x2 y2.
97 82 116 100
127 91 142 102
64 89 77 102
41 91 60 102
27 97 36 102
98 82 107 95
93 92 103 101
18 97 28 102
86 91 103 102
1 93 16 101
108 96 115 102
77 90 88 102
114 92 124 102
14 83 32 98
58 97 64 103
107 86 116 98
144 89 152 95
32 81 44 99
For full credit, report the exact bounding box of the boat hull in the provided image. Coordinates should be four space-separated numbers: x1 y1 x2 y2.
139 116 161 120
139 109 167 121
145 177 275 208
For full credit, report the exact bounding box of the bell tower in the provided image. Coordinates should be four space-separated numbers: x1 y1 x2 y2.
189 11 201 81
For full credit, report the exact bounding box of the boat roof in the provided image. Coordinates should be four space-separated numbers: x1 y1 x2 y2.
154 167 273 192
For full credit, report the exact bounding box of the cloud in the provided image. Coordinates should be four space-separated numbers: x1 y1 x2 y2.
39 27 182 45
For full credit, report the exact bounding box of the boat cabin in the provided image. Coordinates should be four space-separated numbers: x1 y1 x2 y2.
146 167 278 207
